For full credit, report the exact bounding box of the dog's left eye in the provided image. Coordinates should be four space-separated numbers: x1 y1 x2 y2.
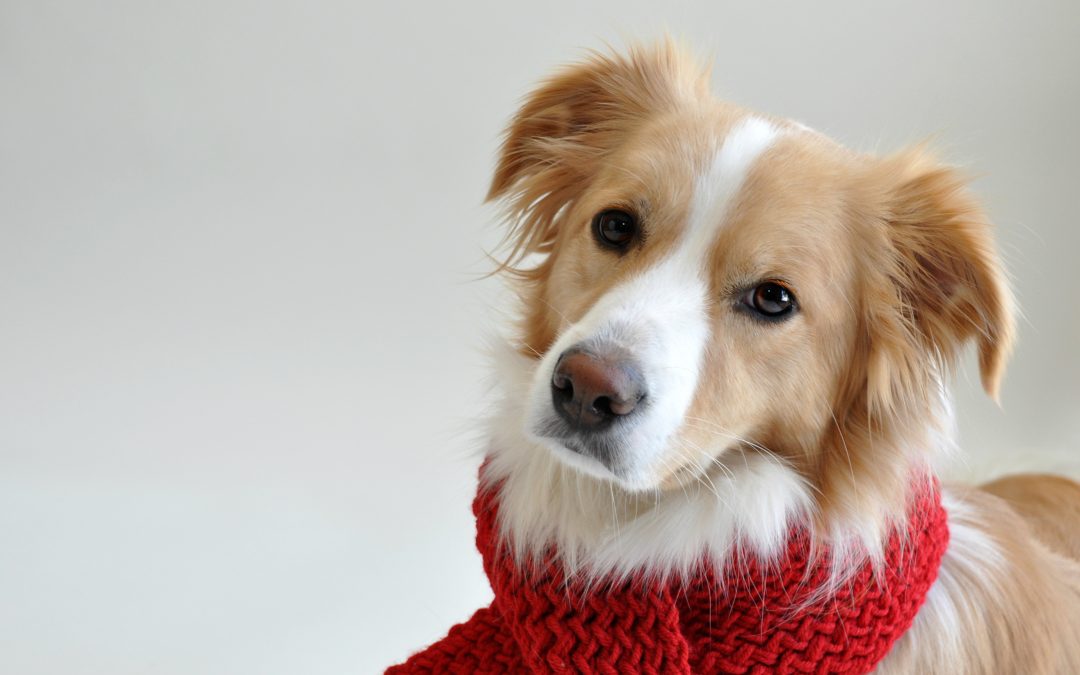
743 282 797 319
592 209 638 250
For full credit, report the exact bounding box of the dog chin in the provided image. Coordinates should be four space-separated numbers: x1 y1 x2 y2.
526 425 662 493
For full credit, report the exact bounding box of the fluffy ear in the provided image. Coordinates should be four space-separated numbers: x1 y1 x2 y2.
866 149 1016 409
487 41 708 272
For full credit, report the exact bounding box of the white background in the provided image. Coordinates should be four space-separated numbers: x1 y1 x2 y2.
2 1 1078 673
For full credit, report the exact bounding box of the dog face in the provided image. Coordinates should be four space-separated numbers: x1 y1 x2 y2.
511 113 861 492
489 44 1013 500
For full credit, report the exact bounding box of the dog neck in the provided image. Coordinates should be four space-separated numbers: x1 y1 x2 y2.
467 459 948 674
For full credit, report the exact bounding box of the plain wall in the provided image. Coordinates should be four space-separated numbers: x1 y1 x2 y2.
2 1 1078 673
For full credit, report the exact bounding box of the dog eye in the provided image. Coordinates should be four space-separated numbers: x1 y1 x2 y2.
744 282 796 319
592 209 638 250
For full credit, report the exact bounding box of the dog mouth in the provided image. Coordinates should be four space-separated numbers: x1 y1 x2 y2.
528 398 683 491
533 415 625 472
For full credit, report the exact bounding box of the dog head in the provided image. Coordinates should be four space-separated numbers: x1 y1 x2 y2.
487 43 1013 518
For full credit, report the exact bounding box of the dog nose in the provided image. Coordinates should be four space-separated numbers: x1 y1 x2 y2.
551 348 645 431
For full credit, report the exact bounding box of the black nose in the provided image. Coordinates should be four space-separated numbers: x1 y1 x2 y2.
551 348 646 431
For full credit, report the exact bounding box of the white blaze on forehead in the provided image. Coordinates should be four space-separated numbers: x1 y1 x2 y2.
680 116 781 262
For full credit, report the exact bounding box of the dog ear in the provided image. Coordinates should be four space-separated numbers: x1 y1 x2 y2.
864 149 1015 411
487 41 708 272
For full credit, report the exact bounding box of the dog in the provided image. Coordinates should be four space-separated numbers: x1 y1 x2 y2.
390 41 1080 674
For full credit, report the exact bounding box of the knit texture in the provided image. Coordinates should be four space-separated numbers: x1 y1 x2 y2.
387 467 949 674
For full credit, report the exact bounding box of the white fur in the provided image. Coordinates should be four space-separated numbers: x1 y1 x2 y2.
684 116 781 255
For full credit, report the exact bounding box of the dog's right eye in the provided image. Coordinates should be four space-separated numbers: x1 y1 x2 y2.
592 209 638 251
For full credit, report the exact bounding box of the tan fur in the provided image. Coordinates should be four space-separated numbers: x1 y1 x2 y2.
487 40 1080 672
981 473 1080 560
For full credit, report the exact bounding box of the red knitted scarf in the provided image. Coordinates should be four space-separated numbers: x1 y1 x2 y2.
388 468 948 674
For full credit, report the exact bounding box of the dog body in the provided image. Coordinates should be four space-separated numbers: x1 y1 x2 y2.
468 43 1080 673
